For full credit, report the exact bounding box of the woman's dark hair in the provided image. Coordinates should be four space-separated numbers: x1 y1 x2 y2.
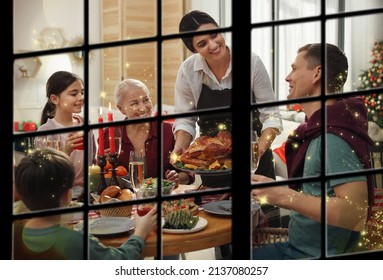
15 148 75 211
40 71 82 125
179 10 219 53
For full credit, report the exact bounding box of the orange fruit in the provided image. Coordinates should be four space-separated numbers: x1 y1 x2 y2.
116 165 128 176
104 171 112 178
104 160 112 171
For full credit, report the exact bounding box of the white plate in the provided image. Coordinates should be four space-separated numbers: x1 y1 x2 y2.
74 217 135 235
171 184 198 194
162 217 208 234
202 200 232 216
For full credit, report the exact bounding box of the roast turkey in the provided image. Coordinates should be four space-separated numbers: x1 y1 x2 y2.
180 131 232 169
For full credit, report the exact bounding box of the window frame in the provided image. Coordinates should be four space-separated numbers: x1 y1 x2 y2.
6 0 383 260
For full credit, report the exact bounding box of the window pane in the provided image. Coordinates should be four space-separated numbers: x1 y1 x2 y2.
94 0 157 44
332 0 383 14
275 21 322 101
13 0 83 53
162 38 185 109
13 53 85 132
278 0 321 20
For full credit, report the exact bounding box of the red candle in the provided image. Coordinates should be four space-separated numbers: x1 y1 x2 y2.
108 103 116 154
98 108 105 156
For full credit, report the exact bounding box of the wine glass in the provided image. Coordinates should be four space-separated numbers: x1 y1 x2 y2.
129 150 145 194
113 127 122 156
45 134 62 151
251 131 260 175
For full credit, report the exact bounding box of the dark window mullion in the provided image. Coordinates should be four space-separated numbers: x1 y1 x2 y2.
232 0 252 260
156 0 163 260
83 0 90 260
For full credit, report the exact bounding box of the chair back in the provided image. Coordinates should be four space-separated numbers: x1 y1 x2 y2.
370 141 383 188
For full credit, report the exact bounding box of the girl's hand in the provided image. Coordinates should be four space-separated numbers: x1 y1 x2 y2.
64 132 83 155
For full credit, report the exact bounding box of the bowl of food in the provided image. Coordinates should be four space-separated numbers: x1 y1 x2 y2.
139 177 177 197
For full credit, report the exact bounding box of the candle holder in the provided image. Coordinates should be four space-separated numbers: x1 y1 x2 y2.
97 155 108 195
108 152 120 187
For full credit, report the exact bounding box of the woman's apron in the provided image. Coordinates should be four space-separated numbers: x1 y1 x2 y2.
197 83 275 188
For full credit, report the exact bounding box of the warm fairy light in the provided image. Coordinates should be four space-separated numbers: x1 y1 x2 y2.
359 210 383 251
258 196 268 205
218 123 227 131
170 152 179 162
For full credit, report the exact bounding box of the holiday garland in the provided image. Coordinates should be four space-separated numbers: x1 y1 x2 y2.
358 40 383 127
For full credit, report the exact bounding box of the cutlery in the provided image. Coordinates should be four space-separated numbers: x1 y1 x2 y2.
119 177 135 193
218 204 232 212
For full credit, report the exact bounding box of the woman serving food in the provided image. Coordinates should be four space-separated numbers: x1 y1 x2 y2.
171 10 282 187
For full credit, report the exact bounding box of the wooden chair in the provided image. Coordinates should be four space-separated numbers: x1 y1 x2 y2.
356 143 383 251
360 187 383 251
252 227 289 247
370 141 383 188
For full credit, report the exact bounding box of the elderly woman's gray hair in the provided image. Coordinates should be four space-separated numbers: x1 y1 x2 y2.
114 78 151 105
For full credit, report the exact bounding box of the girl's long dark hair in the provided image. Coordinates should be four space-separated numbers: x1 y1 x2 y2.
40 71 82 125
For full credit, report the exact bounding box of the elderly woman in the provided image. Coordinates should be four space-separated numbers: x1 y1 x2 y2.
103 78 194 186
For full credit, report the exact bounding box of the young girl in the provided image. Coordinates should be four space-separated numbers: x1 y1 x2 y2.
34 71 96 199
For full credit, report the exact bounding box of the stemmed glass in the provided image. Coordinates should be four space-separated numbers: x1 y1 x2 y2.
129 150 145 194
113 127 122 156
251 131 260 175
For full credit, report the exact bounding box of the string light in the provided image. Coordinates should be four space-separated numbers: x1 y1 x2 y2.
358 40 383 127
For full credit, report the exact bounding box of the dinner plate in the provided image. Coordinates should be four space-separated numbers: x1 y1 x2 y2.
162 217 208 234
202 200 232 216
74 217 135 235
173 162 232 176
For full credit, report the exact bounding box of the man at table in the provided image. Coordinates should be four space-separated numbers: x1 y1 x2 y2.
252 43 374 259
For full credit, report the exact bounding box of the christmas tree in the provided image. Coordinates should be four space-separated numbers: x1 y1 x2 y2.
358 40 383 127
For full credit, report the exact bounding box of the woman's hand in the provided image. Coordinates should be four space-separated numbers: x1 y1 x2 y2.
258 127 278 157
170 130 193 164
165 169 179 185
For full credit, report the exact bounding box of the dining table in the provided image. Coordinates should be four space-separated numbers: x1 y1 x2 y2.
93 184 233 257
75 184 262 258
97 208 232 257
